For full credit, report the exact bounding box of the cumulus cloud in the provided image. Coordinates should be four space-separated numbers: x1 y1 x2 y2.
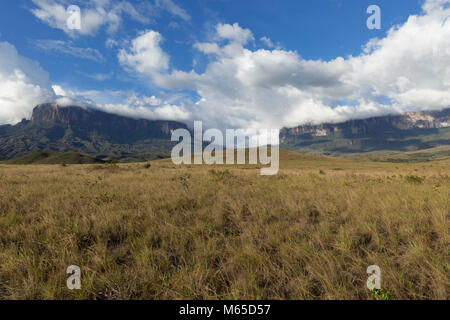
0 40 189 125
118 0 450 130
0 42 55 124
52 84 97 107
118 30 169 75
52 85 192 122
99 95 191 122
5 0 450 131
216 23 254 44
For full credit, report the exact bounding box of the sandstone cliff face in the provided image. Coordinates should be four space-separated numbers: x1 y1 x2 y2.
30 103 61 123
280 108 450 139
31 103 187 141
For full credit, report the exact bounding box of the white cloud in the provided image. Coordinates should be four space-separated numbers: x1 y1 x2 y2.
5 0 450 131
100 97 191 122
33 39 104 62
52 84 97 107
194 42 221 55
30 0 153 36
155 0 191 22
118 30 169 75
105 38 119 48
52 85 192 122
0 40 189 125
260 36 275 48
118 0 450 130
30 0 190 36
76 71 114 81
0 42 56 124
216 23 254 44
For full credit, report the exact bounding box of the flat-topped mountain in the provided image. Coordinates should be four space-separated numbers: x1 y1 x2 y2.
0 104 188 161
281 109 449 138
30 103 183 142
280 108 450 156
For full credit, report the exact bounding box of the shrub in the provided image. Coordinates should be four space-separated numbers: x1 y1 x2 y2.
405 174 425 184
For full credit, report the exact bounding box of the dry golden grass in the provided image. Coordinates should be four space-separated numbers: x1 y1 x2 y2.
0 150 448 300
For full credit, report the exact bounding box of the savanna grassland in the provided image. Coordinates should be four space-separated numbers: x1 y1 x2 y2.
0 150 448 300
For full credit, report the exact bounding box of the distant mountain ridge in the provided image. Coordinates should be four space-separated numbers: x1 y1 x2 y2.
280 108 450 156
1 104 449 161
0 103 188 161
281 108 450 138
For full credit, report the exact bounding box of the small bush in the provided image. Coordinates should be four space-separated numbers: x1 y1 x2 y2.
209 169 234 181
405 174 425 184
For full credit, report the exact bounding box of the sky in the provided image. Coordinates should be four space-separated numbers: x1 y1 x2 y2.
0 0 449 130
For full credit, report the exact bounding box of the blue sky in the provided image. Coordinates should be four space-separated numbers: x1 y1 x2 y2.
0 0 423 96
1 0 449 129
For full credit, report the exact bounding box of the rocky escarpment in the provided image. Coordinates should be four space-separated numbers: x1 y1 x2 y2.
280 108 450 139
0 103 188 161
31 103 186 142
